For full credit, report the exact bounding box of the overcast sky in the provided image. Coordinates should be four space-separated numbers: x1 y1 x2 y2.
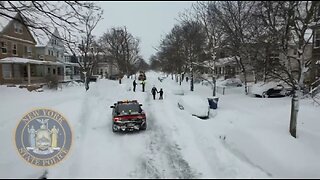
93 1 195 63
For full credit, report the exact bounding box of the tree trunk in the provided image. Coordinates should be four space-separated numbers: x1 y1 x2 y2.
289 91 299 138
212 76 216 96
190 71 194 91
243 72 248 95
84 73 89 91
253 70 257 84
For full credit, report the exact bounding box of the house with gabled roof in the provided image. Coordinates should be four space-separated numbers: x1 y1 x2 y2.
0 13 51 85
0 12 80 85
33 28 81 82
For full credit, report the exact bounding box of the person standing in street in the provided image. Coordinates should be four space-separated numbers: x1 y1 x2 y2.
158 88 164 100
133 80 137 92
151 86 158 100
141 80 146 92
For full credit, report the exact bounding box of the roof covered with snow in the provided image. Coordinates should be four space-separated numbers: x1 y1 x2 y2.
31 27 65 48
215 56 238 66
200 56 238 69
0 12 17 32
0 57 64 65
0 16 11 32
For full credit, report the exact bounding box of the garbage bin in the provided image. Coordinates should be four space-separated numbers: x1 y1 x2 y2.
208 97 219 109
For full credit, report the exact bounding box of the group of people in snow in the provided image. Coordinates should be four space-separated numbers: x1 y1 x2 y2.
132 80 164 100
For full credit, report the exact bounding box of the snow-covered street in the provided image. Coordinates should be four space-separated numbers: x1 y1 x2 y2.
1 71 320 178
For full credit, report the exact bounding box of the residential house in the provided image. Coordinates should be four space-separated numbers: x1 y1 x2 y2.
0 13 47 85
92 55 119 78
34 28 81 82
63 52 81 82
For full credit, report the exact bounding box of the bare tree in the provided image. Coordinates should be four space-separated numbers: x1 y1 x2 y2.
99 26 142 77
183 1 227 95
149 54 161 71
211 1 261 94
64 4 103 91
154 21 208 90
257 1 319 138
0 1 101 43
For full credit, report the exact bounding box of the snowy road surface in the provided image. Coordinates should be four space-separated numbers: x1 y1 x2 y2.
1 71 320 178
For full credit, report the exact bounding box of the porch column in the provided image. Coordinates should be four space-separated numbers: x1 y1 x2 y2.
27 63 31 85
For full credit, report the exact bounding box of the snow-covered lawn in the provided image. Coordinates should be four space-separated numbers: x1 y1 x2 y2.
0 71 319 178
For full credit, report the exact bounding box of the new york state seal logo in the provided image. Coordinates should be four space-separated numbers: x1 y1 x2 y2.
15 108 72 167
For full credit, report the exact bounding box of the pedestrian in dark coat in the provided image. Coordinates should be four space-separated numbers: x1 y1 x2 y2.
151 86 158 100
158 88 164 100
141 80 146 92
133 80 137 92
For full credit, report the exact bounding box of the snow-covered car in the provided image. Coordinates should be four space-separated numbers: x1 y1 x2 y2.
250 82 292 98
220 78 242 87
177 94 210 119
110 100 147 132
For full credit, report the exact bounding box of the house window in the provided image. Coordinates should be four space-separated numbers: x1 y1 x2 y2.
12 44 17 55
27 46 32 57
2 64 12 79
53 68 56 75
315 30 320 48
1 41 7 54
48 50 53 56
14 23 23 34
56 51 59 57
52 39 57 45
48 67 51 74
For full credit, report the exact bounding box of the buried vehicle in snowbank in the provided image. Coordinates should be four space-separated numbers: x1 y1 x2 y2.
177 94 210 119
110 100 147 132
250 82 293 98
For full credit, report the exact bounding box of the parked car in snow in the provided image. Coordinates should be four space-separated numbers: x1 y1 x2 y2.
177 94 210 119
250 82 292 98
110 100 147 132
220 78 243 87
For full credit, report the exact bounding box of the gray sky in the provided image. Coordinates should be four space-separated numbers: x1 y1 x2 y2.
93 1 195 63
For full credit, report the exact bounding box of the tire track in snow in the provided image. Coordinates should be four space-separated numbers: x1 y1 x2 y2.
56 82 102 178
130 76 200 179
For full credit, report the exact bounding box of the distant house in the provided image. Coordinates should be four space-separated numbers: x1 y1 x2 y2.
201 56 242 81
89 54 119 79
214 56 241 79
